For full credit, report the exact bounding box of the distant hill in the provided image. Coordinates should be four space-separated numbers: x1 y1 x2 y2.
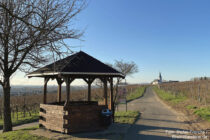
0 85 88 96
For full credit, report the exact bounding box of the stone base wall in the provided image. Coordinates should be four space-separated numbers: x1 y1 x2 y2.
39 102 108 133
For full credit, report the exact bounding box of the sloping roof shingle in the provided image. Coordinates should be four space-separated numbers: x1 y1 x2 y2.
28 51 124 78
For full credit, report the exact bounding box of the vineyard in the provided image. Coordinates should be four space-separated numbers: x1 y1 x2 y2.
160 80 210 105
157 80 210 122
0 84 140 128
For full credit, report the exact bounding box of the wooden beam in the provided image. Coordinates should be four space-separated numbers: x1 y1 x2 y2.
43 77 50 104
83 78 88 83
56 78 64 103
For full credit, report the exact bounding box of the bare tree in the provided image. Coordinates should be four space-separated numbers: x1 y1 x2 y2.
115 60 138 77
113 60 138 101
113 60 138 121
0 0 86 132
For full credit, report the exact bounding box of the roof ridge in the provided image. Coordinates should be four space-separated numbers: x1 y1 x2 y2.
57 52 79 72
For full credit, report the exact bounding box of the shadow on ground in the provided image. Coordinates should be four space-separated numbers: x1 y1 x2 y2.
66 123 185 140
123 123 186 140
31 120 187 140
123 114 190 140
31 123 130 140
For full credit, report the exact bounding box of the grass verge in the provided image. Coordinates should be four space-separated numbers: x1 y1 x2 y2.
153 86 210 122
194 107 210 122
0 112 39 129
186 105 210 122
153 86 186 104
126 86 146 102
115 111 139 124
0 126 49 140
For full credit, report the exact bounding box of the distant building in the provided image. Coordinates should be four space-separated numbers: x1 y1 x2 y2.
159 72 162 83
151 73 179 85
152 73 163 85
151 79 160 85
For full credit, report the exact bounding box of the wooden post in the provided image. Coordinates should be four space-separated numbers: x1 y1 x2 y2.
64 77 74 105
43 77 50 104
110 78 114 111
66 78 70 103
104 78 108 106
56 78 63 103
109 78 114 122
88 82 91 101
83 78 95 101
58 84 62 102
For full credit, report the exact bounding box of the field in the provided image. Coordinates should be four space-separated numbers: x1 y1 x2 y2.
153 86 187 104
159 80 210 105
154 80 210 123
126 86 146 102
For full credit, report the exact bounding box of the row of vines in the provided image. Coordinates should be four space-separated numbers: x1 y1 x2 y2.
159 80 210 105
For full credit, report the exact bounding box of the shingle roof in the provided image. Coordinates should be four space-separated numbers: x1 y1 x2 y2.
27 51 124 78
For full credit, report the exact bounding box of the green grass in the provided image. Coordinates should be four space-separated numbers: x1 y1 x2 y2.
194 107 210 122
0 112 39 129
154 87 210 122
186 105 210 122
186 105 198 110
153 86 186 104
115 111 139 124
126 86 146 102
0 126 50 140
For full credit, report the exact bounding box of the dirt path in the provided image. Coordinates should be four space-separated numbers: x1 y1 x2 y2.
121 87 189 140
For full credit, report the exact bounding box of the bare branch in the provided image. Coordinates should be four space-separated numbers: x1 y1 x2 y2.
114 60 138 77
0 0 87 131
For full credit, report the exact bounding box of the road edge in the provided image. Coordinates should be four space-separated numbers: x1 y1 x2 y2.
150 87 200 130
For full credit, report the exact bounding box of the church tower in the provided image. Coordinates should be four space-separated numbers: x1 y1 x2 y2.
159 72 162 83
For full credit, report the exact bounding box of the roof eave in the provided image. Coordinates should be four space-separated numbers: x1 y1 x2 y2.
27 72 125 78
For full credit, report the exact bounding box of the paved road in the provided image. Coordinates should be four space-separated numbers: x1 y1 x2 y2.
121 87 189 140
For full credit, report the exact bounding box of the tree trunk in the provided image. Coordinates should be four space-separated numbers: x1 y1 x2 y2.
2 77 12 132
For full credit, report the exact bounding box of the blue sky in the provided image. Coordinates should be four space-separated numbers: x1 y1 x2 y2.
12 0 210 85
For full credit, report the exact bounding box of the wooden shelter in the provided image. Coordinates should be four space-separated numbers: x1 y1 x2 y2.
27 51 124 133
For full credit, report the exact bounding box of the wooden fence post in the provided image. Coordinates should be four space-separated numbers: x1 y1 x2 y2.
198 84 201 103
